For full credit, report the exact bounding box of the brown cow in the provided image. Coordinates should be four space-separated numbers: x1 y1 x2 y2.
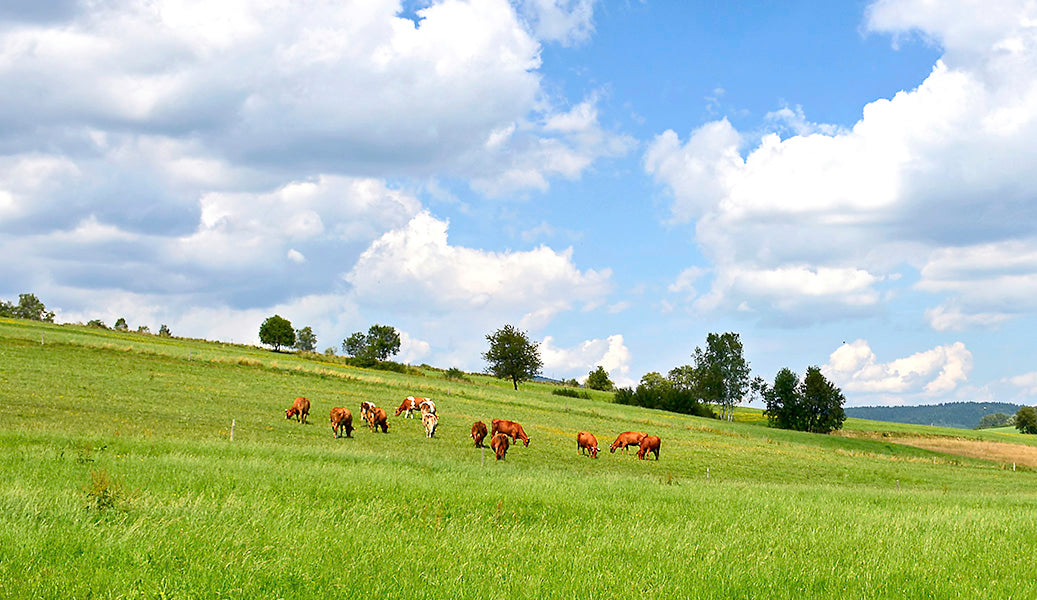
490 432 510 460
422 411 439 438
329 407 353 438
610 431 646 454
366 406 389 433
637 435 661 460
491 419 530 447
576 431 599 458
394 396 433 419
470 421 488 447
359 401 376 423
285 397 310 423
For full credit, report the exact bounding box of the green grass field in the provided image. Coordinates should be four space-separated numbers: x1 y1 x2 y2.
2 318 1036 599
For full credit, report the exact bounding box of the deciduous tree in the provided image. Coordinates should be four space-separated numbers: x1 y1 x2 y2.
483 324 543 390
259 315 294 351
585 366 614 391
294 326 317 352
341 324 401 363
1015 406 1037 434
693 332 750 421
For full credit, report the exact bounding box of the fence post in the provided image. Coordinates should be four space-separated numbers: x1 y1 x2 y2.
230 419 235 442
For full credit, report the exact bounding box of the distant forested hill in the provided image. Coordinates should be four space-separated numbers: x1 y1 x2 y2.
846 402 1025 429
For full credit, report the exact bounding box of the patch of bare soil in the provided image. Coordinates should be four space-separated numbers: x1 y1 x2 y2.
837 431 1037 468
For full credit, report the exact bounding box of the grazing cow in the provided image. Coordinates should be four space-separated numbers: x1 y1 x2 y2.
359 401 376 423
637 436 661 461
610 431 646 454
285 397 310 424
491 432 510 460
470 421 488 448
329 407 353 438
491 419 530 447
366 406 389 433
394 396 433 419
422 411 439 438
576 431 600 458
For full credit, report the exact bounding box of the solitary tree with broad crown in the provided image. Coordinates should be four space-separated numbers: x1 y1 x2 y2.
483 324 543 390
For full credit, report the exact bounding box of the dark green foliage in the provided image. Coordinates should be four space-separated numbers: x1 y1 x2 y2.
342 324 401 364
258 315 294 351
113 317 128 331
693 332 751 421
765 366 846 434
614 372 715 418
294 326 317 352
552 387 590 399
1015 406 1037 434
977 413 1013 429
585 366 614 391
323 347 336 356
137 325 151 334
444 367 470 382
559 377 580 387
0 293 56 322
86 319 108 329
483 324 543 390
158 324 172 337
764 368 801 430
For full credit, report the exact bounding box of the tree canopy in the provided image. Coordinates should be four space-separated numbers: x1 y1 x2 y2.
342 324 401 364
585 366 614 391
693 332 751 421
764 366 846 434
0 293 55 322
259 315 294 351
294 326 317 352
1015 406 1037 434
482 324 543 390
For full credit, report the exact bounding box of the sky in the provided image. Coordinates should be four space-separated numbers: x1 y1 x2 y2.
2 0 1036 408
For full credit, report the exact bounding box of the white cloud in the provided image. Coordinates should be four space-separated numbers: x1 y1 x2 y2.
644 0 1037 328
824 339 973 401
1005 371 1037 396
517 0 597 46
346 211 611 328
540 333 633 386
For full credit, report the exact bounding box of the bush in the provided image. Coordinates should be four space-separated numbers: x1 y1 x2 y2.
613 385 715 418
445 367 471 382
552 387 590 399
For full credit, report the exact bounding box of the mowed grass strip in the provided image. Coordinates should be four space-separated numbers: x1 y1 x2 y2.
2 320 1037 599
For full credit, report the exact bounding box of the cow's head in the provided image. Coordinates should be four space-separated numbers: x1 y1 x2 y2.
522 437 530 447
609 441 620 453
394 407 404 416
590 446 599 459
285 408 294 419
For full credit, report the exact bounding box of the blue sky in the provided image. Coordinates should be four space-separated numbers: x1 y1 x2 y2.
2 0 1036 407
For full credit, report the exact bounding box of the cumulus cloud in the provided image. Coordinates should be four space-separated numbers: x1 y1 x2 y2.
824 339 973 404
346 211 611 326
1005 371 1037 397
540 334 633 386
645 0 1037 328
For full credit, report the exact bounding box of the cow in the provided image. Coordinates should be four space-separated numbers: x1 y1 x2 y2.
491 419 530 447
422 411 439 438
366 406 389 433
610 431 646 454
359 401 376 423
470 421 488 448
576 431 600 458
329 407 353 438
490 432 509 460
637 436 661 460
394 396 433 419
285 397 310 424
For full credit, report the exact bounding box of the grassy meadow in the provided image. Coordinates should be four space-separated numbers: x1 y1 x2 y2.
2 318 1036 599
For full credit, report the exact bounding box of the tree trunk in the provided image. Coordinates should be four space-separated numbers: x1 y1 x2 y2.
512 376 518 390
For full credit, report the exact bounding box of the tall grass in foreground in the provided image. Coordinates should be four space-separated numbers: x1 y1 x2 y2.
2 319 1036 598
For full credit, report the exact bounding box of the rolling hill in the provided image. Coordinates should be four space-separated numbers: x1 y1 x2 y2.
2 318 1036 599
846 401 1024 429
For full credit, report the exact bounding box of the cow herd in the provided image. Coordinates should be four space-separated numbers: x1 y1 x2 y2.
285 395 662 461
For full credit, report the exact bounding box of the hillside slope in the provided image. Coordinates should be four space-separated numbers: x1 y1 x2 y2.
2 319 1036 599
846 402 1024 429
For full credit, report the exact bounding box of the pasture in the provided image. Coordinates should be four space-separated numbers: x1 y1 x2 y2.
1 318 1036 599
